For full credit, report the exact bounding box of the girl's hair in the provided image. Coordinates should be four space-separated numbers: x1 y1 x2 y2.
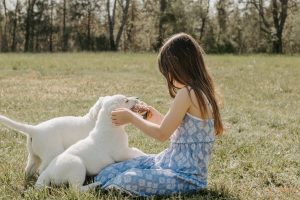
158 33 223 135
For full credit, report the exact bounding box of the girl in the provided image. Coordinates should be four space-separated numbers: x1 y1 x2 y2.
92 33 223 197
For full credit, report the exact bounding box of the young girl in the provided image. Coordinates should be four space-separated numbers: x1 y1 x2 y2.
92 33 223 196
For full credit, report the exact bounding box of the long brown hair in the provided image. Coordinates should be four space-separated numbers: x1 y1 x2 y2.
158 33 223 135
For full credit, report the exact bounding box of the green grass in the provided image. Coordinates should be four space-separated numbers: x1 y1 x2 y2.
0 53 299 199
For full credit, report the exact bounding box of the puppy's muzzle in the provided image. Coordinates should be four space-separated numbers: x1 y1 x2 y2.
130 100 151 119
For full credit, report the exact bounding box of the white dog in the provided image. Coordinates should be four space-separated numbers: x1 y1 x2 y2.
35 95 146 188
0 97 103 177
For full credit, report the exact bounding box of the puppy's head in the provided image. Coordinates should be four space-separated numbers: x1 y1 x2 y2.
101 95 138 115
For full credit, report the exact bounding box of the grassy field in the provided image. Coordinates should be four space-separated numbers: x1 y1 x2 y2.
0 53 299 200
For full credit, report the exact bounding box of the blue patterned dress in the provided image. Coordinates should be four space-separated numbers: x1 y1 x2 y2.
92 113 215 197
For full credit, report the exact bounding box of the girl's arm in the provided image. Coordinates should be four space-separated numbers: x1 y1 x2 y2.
112 88 191 142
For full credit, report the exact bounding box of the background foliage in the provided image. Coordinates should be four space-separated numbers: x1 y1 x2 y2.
0 0 299 54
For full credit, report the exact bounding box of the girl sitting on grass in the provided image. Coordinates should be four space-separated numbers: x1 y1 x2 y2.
92 33 223 197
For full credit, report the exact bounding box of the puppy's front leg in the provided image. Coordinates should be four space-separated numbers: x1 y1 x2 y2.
35 171 51 188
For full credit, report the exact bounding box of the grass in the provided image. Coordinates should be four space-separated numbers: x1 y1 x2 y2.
0 53 299 200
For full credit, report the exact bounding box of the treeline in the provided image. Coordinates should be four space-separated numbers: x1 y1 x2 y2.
0 0 299 54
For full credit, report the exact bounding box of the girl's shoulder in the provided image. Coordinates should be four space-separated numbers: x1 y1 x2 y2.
178 86 197 103
183 86 213 119
175 87 193 107
177 87 191 97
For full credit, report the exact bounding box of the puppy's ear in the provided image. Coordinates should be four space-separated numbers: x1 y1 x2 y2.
101 96 122 115
88 97 104 119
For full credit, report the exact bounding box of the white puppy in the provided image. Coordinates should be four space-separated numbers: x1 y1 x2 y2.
0 97 103 177
35 95 146 188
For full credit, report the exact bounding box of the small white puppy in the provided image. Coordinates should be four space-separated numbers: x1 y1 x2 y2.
35 95 146 188
0 97 103 177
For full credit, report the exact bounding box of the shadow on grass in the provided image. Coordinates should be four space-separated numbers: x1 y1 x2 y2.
21 176 239 200
92 185 240 200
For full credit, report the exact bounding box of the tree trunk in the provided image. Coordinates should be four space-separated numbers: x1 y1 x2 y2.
24 0 31 52
107 0 117 50
1 0 8 52
271 0 288 53
24 0 36 52
87 7 91 51
49 0 54 52
216 0 227 32
35 32 39 51
62 0 68 51
156 0 167 51
199 0 210 41
273 36 282 53
115 0 131 49
250 0 289 54
11 0 20 51
125 0 136 50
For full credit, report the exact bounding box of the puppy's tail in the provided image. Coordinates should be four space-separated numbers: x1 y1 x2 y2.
0 115 36 136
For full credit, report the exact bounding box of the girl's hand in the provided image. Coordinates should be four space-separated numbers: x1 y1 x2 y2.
111 108 135 126
147 106 164 125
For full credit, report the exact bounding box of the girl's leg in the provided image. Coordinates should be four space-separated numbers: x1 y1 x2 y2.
93 155 153 185
102 168 207 197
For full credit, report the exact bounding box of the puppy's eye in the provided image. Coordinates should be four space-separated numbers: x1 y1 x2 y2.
125 99 129 103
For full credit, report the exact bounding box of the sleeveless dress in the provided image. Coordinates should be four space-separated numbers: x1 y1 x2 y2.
92 113 215 197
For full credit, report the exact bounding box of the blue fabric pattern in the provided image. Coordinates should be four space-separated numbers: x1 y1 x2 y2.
92 113 215 197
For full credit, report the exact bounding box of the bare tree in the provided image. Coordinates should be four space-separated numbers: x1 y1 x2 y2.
107 0 131 50
11 0 20 51
123 0 138 50
199 0 210 41
248 0 296 53
155 0 167 51
1 0 8 51
24 0 37 52
49 0 54 51
191 0 210 41
62 0 68 51
69 0 101 51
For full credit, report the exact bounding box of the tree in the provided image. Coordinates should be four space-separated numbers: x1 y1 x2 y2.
155 0 167 50
24 0 37 52
123 0 137 50
248 0 297 53
0 0 298 53
107 0 131 50
215 0 236 53
62 0 68 51
69 0 102 51
48 0 54 51
11 0 20 51
1 0 8 51
198 0 210 41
